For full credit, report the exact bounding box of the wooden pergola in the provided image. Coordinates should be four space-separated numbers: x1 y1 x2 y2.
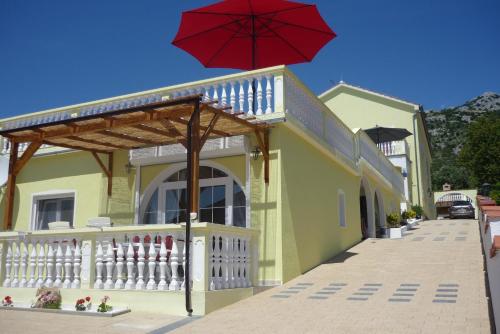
0 95 269 232
0 95 269 315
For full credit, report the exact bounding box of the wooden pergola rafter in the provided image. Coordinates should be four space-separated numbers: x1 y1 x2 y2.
0 94 270 232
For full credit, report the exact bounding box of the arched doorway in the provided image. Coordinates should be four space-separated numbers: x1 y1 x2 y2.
374 191 385 238
140 162 248 227
360 186 369 239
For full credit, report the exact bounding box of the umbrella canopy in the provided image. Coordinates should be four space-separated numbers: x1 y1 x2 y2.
364 126 412 144
172 0 336 70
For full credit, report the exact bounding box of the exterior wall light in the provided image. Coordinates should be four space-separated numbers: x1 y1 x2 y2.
251 146 261 160
124 161 135 174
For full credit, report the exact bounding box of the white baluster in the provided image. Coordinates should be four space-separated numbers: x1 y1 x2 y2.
214 236 222 290
209 235 215 290
45 243 55 287
203 86 211 102
238 81 245 113
114 242 125 289
212 84 219 107
2 242 12 287
232 238 239 288
221 82 227 107
169 236 180 290
180 240 186 290
72 242 81 288
124 243 135 290
104 241 115 289
227 236 235 289
245 237 251 287
247 79 254 116
19 241 28 287
53 243 63 287
221 236 229 289
256 77 263 115
11 242 20 287
237 238 244 288
27 242 37 287
36 242 46 288
158 237 168 290
135 238 146 290
146 240 157 290
230 82 236 112
94 242 104 289
265 75 273 114
62 243 73 288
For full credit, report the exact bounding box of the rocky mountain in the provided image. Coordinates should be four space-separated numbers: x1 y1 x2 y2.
426 92 500 190
426 92 500 153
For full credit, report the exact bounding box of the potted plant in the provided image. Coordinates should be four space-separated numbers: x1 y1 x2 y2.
386 212 403 239
32 287 61 310
75 296 91 311
97 296 112 313
2 296 13 307
401 211 410 224
411 205 423 220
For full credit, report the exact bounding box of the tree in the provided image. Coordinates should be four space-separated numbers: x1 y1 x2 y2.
459 114 500 187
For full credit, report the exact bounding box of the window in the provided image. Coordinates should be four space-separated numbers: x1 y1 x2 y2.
338 190 346 228
34 195 75 230
142 165 247 227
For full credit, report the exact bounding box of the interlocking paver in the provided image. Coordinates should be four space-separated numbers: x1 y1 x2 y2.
126 219 492 333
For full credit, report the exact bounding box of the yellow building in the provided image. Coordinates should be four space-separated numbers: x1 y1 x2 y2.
0 66 405 315
320 82 435 219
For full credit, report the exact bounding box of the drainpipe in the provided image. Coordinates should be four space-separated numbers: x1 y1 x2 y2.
412 113 421 207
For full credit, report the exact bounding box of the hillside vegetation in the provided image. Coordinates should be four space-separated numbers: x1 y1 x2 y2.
426 92 500 190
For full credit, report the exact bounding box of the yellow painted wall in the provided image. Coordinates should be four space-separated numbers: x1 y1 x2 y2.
321 86 435 218
277 124 362 282
0 151 108 230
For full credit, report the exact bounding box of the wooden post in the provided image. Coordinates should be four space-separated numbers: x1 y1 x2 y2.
107 152 113 196
185 100 200 316
3 142 19 231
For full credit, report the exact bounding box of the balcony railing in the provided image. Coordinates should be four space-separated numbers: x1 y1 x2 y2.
0 65 404 199
377 140 409 157
0 223 258 293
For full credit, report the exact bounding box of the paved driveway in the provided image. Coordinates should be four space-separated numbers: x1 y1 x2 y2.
174 219 492 334
0 219 492 334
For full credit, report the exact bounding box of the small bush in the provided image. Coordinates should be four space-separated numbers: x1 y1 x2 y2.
386 213 400 228
411 205 423 218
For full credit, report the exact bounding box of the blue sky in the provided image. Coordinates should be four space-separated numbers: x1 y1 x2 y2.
1 0 499 118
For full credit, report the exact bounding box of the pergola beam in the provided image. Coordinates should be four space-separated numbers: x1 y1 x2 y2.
91 152 113 196
67 136 132 150
255 129 270 184
3 142 19 230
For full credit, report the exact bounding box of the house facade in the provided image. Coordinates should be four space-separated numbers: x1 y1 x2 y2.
320 82 435 219
0 66 405 315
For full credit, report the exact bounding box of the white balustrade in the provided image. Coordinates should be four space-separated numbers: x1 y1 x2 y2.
62 243 73 288
36 242 45 288
2 242 12 287
146 240 157 290
27 243 37 288
11 242 20 287
19 241 28 287
1 224 256 296
135 239 146 290
114 243 125 289
103 241 115 289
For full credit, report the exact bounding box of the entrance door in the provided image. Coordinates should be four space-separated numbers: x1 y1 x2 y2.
158 177 233 225
360 196 368 239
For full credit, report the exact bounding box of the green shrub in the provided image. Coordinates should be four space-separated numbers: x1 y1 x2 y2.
386 213 400 228
411 205 423 218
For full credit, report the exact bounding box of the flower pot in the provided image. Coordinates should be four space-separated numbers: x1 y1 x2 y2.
386 227 402 239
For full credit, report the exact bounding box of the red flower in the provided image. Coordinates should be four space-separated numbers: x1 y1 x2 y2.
85 296 91 302
5 296 11 299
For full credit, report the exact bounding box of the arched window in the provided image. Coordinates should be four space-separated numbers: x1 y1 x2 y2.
142 165 247 227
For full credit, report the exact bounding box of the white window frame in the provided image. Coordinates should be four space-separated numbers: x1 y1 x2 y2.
338 189 347 228
30 190 76 231
140 161 248 227
157 177 234 225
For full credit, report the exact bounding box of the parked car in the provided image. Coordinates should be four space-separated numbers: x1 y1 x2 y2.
448 200 475 219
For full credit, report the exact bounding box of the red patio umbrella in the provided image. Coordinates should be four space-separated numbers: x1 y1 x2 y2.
172 0 336 70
